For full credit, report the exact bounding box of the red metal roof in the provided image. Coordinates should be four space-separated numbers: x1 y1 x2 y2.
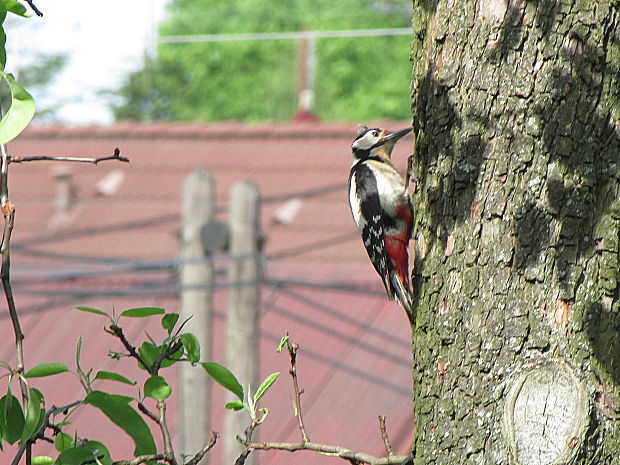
3 122 415 463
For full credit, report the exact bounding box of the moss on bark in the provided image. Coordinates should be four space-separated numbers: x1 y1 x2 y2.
410 0 620 463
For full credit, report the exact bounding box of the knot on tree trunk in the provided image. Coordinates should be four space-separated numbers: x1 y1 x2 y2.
503 361 588 465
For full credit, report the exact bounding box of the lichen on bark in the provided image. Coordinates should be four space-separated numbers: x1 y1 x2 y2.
409 0 620 463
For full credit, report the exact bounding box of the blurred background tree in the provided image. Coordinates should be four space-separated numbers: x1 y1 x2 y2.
111 0 413 122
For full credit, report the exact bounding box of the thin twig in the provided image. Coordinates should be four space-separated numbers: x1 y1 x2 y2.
158 401 178 465
24 0 43 16
234 419 260 465
185 431 219 465
378 416 394 456
0 143 29 453
151 339 183 374
245 441 408 465
10 147 129 164
112 454 166 465
106 324 152 372
138 401 160 424
287 338 310 443
11 400 82 465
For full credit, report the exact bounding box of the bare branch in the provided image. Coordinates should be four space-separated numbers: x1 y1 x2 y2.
151 339 183 374
234 417 261 465
113 454 166 465
245 441 409 465
24 0 43 16
185 431 219 465
286 336 310 443
378 416 394 457
106 324 152 372
11 400 82 465
10 147 130 164
138 401 160 424
0 143 29 442
158 401 178 465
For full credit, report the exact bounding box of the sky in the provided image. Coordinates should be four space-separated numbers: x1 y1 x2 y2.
5 0 168 125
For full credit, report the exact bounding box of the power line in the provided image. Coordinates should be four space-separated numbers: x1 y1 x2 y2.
159 28 411 44
13 183 344 248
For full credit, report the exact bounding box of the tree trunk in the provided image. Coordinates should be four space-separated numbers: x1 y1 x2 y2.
410 1 620 464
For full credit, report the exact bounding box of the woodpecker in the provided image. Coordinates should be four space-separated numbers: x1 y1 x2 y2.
348 126 415 323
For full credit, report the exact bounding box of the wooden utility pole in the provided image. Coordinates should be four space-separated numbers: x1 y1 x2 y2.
224 180 262 465
178 171 215 456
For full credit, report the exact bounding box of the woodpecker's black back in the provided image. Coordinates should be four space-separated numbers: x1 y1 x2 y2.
349 162 393 298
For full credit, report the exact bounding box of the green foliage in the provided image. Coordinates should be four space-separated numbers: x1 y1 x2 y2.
121 307 166 318
21 388 44 442
0 392 24 444
254 372 280 404
161 313 180 334
25 362 69 378
83 391 156 457
202 362 244 401
55 440 112 465
94 370 136 385
180 333 201 363
144 375 172 401
0 72 35 144
112 0 412 122
54 432 73 452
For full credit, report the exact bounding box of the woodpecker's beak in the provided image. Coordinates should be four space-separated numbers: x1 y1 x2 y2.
382 127 413 144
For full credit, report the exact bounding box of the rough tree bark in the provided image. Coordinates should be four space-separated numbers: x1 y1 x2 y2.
410 1 620 464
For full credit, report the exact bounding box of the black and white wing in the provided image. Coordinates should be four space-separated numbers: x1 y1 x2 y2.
348 162 394 298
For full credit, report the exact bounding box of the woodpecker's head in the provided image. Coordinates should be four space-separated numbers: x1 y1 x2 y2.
351 126 413 160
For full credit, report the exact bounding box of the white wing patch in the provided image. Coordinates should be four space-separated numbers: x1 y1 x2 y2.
348 174 364 230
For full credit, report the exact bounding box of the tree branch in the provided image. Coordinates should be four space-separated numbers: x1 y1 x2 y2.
10 147 129 164
24 0 43 16
185 431 219 465
11 400 82 465
158 401 178 465
378 416 394 457
138 401 160 424
106 324 152 372
245 441 409 465
287 337 310 442
113 454 166 465
151 339 183 374
234 335 408 465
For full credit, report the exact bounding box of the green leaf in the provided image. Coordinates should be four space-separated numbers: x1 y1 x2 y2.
21 387 44 442
276 335 290 353
55 446 97 465
32 457 55 465
254 372 280 404
120 307 165 318
138 342 159 371
82 440 112 465
54 432 73 452
94 370 136 385
75 337 82 367
75 306 109 317
24 362 69 378
161 313 179 334
202 362 243 401
144 375 172 401
180 333 200 363
84 391 155 456
0 393 24 444
0 73 35 145
0 1 29 17
0 22 6 70
225 400 246 411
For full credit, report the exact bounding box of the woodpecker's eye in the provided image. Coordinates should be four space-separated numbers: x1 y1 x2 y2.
372 131 379 137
